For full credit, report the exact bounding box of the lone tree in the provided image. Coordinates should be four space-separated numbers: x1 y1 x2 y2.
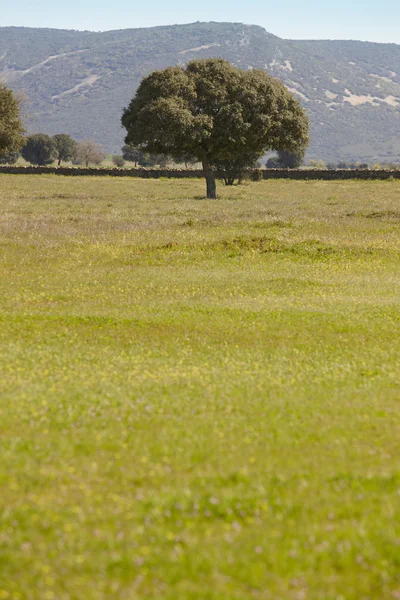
21 134 58 166
277 148 306 169
53 134 77 166
122 58 309 198
266 148 306 169
75 140 105 167
0 84 25 159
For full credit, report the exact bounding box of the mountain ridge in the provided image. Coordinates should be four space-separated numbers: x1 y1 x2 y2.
1 22 399 162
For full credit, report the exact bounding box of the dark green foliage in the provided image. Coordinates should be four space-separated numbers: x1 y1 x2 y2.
277 149 305 169
173 153 198 168
21 134 58 166
122 58 309 198
266 156 281 169
266 149 305 169
0 84 24 157
53 134 77 165
214 154 261 186
121 144 145 166
0 151 19 164
137 154 153 167
337 161 370 170
250 169 263 182
149 154 169 168
122 146 169 167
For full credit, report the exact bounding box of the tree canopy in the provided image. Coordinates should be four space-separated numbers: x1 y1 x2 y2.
277 149 306 169
122 58 309 198
121 144 170 168
266 148 306 169
75 140 105 167
0 151 20 165
0 84 25 158
214 153 261 186
53 134 77 166
121 144 145 166
21 134 58 166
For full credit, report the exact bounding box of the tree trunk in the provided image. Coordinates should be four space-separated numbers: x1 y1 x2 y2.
202 157 217 199
58 158 61 167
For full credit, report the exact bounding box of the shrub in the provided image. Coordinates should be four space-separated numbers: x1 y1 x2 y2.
310 159 327 169
112 155 125 167
250 169 263 182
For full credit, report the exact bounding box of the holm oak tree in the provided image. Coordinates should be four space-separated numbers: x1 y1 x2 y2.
0 84 24 158
122 58 309 198
53 134 77 166
21 134 58 166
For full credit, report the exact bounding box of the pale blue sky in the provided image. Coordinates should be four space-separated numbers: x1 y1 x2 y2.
1 0 400 43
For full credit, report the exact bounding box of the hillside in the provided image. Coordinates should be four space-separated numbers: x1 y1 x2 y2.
1 22 400 162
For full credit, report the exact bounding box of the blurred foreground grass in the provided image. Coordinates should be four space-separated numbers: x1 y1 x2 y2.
1 175 400 599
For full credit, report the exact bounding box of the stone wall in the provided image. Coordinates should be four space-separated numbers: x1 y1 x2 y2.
0 166 204 178
0 165 400 180
261 169 400 180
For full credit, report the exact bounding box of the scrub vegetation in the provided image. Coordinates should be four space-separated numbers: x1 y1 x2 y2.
1 175 400 599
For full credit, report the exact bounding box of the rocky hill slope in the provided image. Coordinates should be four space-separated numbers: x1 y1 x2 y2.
1 22 399 162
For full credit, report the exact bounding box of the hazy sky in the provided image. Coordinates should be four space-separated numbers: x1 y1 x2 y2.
2 0 400 44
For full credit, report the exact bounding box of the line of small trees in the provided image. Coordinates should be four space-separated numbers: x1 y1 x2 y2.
119 144 262 183
265 153 400 170
0 134 106 167
115 146 196 168
0 134 200 170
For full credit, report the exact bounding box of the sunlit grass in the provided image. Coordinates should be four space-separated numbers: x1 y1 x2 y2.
1 175 400 599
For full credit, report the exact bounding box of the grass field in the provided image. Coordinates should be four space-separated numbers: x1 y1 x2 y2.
1 174 400 600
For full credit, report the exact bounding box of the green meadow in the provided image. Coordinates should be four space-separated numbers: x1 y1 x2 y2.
1 174 400 599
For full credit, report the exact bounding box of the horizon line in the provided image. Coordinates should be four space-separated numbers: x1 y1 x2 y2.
0 21 399 46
